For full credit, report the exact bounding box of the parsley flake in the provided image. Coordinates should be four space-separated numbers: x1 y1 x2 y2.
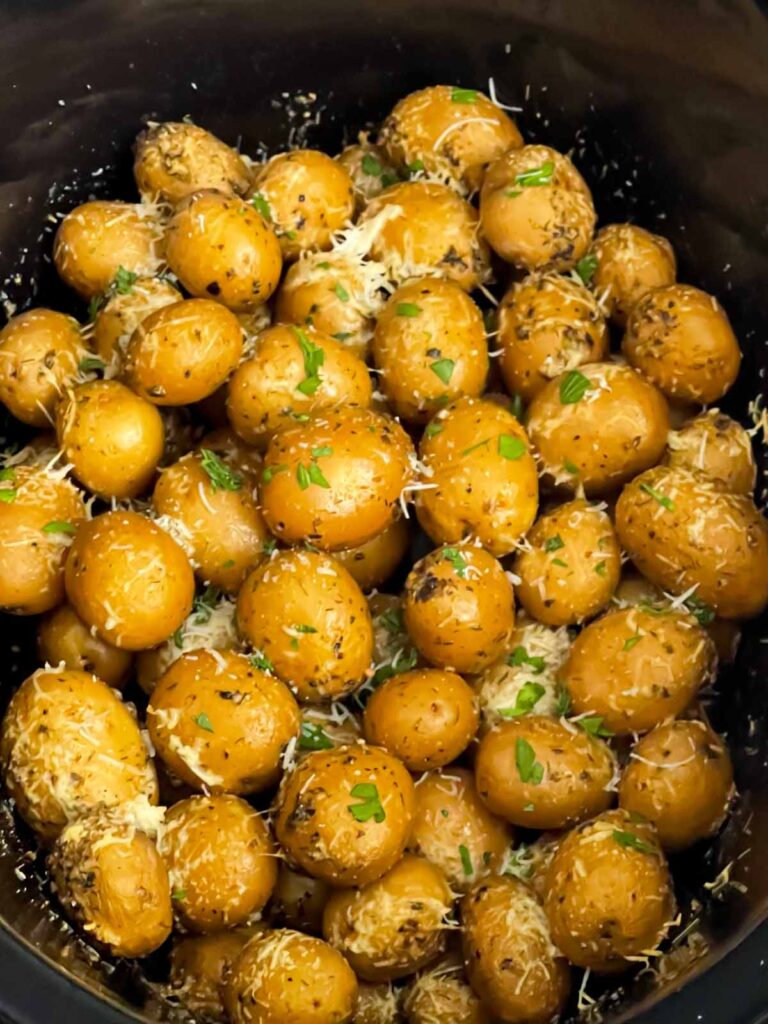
250 651 275 673
515 737 544 785
425 421 443 438
442 546 468 578
334 282 350 302
612 829 656 855
113 266 137 295
451 87 478 103
499 681 546 718
299 722 334 751
200 449 242 492
251 193 272 220
507 646 546 673
348 782 386 823
514 160 555 187
544 535 564 553
262 463 288 484
78 355 106 374
575 253 599 286
42 521 76 535
459 844 474 876
193 712 214 733
293 325 325 395
396 302 421 317
430 358 455 385
579 715 614 738
639 482 675 511
361 153 383 177
498 434 526 460
559 369 591 405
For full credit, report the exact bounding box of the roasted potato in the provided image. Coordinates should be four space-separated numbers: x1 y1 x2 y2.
589 223 676 326
665 409 756 495
337 140 399 208
169 928 262 1022
403 954 490 1024
92 274 182 374
37 602 133 689
355 982 403 1024
333 517 411 592
270 864 330 935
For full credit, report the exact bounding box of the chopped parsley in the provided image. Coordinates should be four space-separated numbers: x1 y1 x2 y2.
299 722 334 751
515 738 544 785
442 546 468 578
499 681 546 718
193 712 214 733
430 358 455 385
594 560 607 577
293 325 325 395
334 282 350 302
563 458 580 475
78 355 106 374
425 421 443 438
171 890 187 901
612 829 656 855
200 448 242 492
639 482 675 511
406 159 425 173
379 606 404 634
250 651 275 673
459 844 474 876
623 634 642 652
296 447 332 490
396 302 421 317
551 557 568 569
554 687 572 716
251 193 272 220
498 434 526 460
507 646 546 673
510 394 524 422
514 160 555 187
575 253 599 286
544 535 564 553
262 538 277 555
578 715 614 738
361 153 383 177
113 266 137 295
347 782 385 823
451 87 478 103
42 521 76 535
685 596 715 627
193 585 220 624
262 463 288 484
559 369 591 405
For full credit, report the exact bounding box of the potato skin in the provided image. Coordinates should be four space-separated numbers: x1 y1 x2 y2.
619 719 734 851
543 809 675 972
274 744 415 887
270 864 330 935
475 716 616 829
337 142 399 208
333 517 410 592
416 397 539 556
526 362 670 495
403 954 490 1024
615 464 768 618
169 928 262 1022
0 667 157 842
0 309 84 426
559 605 715 734
323 854 452 981
590 223 676 326
513 500 621 625
65 510 195 649
403 544 515 673
92 275 182 373
461 876 570 1024
37 603 133 689
623 284 741 403
665 409 756 495
159 794 277 933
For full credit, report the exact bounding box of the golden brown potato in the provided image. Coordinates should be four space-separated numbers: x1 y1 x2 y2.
251 150 356 259
526 362 670 495
559 605 715 735
462 876 570 1024
475 715 616 829
153 449 270 593
323 854 452 981
134 121 251 204
619 719 734 851
125 298 243 405
503 834 562 903
333 517 411 592
65 510 195 649
226 323 372 448
498 272 608 400
49 808 171 958
270 864 330 935
379 84 523 193
665 409 756 495
225 928 358 1024
480 145 595 271
372 278 488 423
513 500 621 625
165 190 282 311
589 223 676 326
403 543 515 673
615 465 768 619
56 379 164 498
403 955 490 1024
260 408 415 551
275 744 415 887
363 668 479 770
0 309 84 426
37 602 133 689
149 648 300 794
159 794 277 933
416 397 539 556
0 464 86 615
360 181 490 291
355 982 403 1024
623 284 741 403
54 200 163 298
337 141 399 207
237 548 373 702
92 275 182 374
0 667 157 842
544 809 676 972
169 928 262 1022
406 768 512 892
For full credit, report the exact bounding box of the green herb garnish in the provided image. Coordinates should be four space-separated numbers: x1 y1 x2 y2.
515 738 544 785
579 715 614 738
559 369 591 405
451 87 478 104
42 521 76 535
639 482 675 512
507 646 546 673
612 829 656 855
113 266 137 295
251 193 272 220
459 844 474 876
299 722 334 751
396 302 421 317
348 782 386 823
544 535 564 553
430 358 455 385
498 434 526 460
293 325 325 395
499 681 546 718
575 253 599 286
200 449 242 492
442 546 468 578
78 356 106 374
193 712 214 733
361 153 383 177
250 651 275 673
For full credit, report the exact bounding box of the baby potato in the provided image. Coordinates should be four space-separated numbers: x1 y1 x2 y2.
416 397 539 556
372 278 488 423
169 928 262 1022
619 719 734 852
333 517 411 592
165 190 282 310
0 309 84 426
260 408 415 551
198 426 264 479
237 549 373 701
0 465 86 615
355 982 403 1024
543 808 676 972
623 284 741 403
337 141 399 207
54 200 163 298
403 544 515 674
226 323 372 448
159 794 277 933
37 603 133 689
125 298 243 405
513 500 621 625
379 84 523 194
615 464 768 618
480 144 595 271
403 954 490 1024
0 667 157 842
323 854 452 981
225 928 358 1024
590 223 676 326
461 876 570 1024
665 409 756 495
134 121 251 204
149 648 300 793
56 379 164 498
503 833 562 903
251 150 355 259
363 668 479 770
49 808 171 958
92 275 182 374
270 864 330 934
498 272 608 400
360 181 490 291
153 449 270 592
364 594 422 695
475 715 616 829
406 767 512 892
559 605 715 734
65 509 195 649
274 744 415 887
526 362 670 495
